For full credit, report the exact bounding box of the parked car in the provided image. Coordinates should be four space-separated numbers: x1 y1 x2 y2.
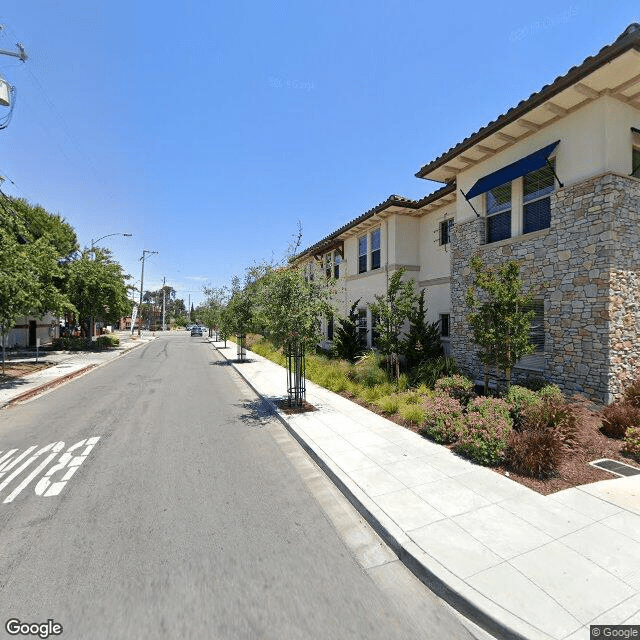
191 326 204 337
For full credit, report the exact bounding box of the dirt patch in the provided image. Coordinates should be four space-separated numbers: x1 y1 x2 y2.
276 399 317 414
338 390 639 495
0 361 54 383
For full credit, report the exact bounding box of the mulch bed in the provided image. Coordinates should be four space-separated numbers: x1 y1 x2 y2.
338 390 640 495
275 399 317 415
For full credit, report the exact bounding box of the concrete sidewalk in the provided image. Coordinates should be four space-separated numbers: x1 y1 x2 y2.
0 332 155 408
210 339 640 640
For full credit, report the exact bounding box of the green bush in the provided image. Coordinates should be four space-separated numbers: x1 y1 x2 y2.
399 403 426 425
349 352 389 388
455 397 512 465
396 373 410 392
376 395 401 415
623 427 640 461
538 384 563 402
96 334 120 348
420 395 465 444
435 374 475 405
409 356 458 388
505 385 541 429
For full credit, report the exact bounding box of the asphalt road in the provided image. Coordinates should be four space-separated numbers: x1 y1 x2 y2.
0 334 490 639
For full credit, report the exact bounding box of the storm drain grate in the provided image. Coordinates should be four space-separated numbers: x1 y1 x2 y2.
589 458 640 477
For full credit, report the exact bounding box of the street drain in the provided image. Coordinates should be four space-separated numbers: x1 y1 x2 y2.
589 458 640 477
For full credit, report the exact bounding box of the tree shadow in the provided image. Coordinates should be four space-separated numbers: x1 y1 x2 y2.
232 396 277 427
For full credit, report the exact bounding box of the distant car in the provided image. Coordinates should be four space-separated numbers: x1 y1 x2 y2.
191 326 204 337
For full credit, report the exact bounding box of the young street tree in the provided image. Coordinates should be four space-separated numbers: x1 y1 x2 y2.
368 267 418 380
465 256 536 393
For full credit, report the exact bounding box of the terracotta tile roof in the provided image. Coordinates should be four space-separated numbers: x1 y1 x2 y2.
415 23 640 180
296 183 456 260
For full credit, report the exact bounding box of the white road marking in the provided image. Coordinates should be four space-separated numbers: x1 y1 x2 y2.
0 447 37 480
0 443 58 495
3 442 66 503
34 437 100 498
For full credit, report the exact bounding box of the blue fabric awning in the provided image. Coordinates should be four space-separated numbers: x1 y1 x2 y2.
465 140 560 200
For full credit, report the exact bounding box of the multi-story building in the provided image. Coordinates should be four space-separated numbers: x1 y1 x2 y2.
296 23 640 403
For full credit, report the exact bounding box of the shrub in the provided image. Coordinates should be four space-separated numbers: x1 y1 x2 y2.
538 384 563 402
401 391 421 405
521 377 549 392
399 403 426 425
505 385 540 429
396 373 410 392
349 352 388 388
376 395 401 415
623 377 640 408
409 356 458 388
454 397 512 465
435 374 475 405
601 402 640 439
623 427 640 461
506 426 564 479
95 334 120 348
520 396 579 452
420 395 465 444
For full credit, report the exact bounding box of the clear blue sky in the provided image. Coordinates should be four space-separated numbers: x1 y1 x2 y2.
0 1 637 307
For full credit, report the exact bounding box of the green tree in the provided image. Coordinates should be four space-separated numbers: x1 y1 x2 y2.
465 256 536 393
0 195 77 369
402 288 443 371
368 268 418 380
333 300 366 363
64 249 132 337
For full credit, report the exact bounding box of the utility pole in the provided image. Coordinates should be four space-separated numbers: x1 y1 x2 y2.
162 276 166 331
138 249 158 336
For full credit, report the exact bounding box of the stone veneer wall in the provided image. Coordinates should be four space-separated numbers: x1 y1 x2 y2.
450 173 640 404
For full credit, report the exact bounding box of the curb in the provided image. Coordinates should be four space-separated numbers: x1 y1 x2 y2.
210 340 536 640
0 339 149 409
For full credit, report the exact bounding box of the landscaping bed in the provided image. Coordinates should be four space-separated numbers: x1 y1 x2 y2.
0 361 54 384
240 334 640 496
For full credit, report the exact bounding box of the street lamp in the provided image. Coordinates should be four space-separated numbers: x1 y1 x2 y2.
88 232 132 338
138 250 158 336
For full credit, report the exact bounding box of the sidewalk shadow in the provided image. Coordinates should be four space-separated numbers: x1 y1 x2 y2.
209 359 256 366
0 376 31 390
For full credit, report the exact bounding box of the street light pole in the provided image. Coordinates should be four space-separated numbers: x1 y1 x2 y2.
88 232 132 338
138 250 158 336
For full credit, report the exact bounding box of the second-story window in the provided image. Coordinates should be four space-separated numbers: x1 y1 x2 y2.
486 183 511 243
371 228 381 270
325 252 332 278
523 160 554 234
358 236 367 273
334 253 341 279
440 219 454 245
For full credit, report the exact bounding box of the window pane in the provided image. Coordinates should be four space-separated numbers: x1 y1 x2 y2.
486 210 511 243
357 309 367 343
334 254 340 279
358 236 367 273
371 229 381 251
523 198 551 234
325 252 332 278
526 300 545 352
486 183 511 215
371 249 381 270
523 161 554 203
440 219 454 245
633 148 640 178
440 314 450 338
